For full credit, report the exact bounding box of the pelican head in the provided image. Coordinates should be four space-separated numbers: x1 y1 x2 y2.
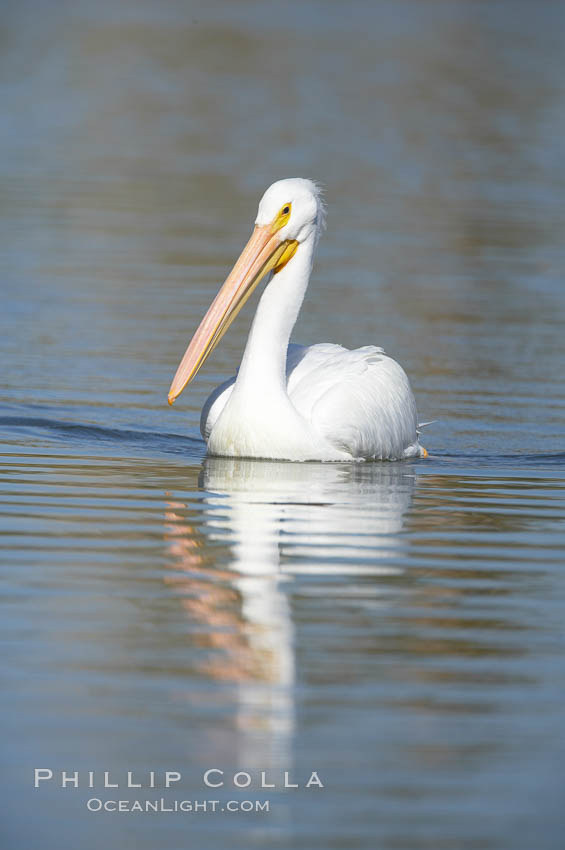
168 178 324 405
255 178 325 242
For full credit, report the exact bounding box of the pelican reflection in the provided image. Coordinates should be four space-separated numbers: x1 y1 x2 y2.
165 459 416 766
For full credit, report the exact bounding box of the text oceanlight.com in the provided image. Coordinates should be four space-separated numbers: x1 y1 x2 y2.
86 798 270 813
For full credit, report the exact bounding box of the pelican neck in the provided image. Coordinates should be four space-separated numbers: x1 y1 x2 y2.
233 231 316 399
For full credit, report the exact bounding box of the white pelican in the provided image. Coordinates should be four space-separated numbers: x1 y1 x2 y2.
168 178 427 462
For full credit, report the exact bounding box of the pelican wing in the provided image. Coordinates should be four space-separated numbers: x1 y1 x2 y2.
287 344 422 460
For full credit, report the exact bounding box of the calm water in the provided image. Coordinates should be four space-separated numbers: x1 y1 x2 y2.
2 1 565 848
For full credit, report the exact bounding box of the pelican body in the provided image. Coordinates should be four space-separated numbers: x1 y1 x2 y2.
168 179 426 462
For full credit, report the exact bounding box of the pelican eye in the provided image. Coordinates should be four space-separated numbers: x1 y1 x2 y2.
272 202 292 233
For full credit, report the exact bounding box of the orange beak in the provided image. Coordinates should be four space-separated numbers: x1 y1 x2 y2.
168 224 297 405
